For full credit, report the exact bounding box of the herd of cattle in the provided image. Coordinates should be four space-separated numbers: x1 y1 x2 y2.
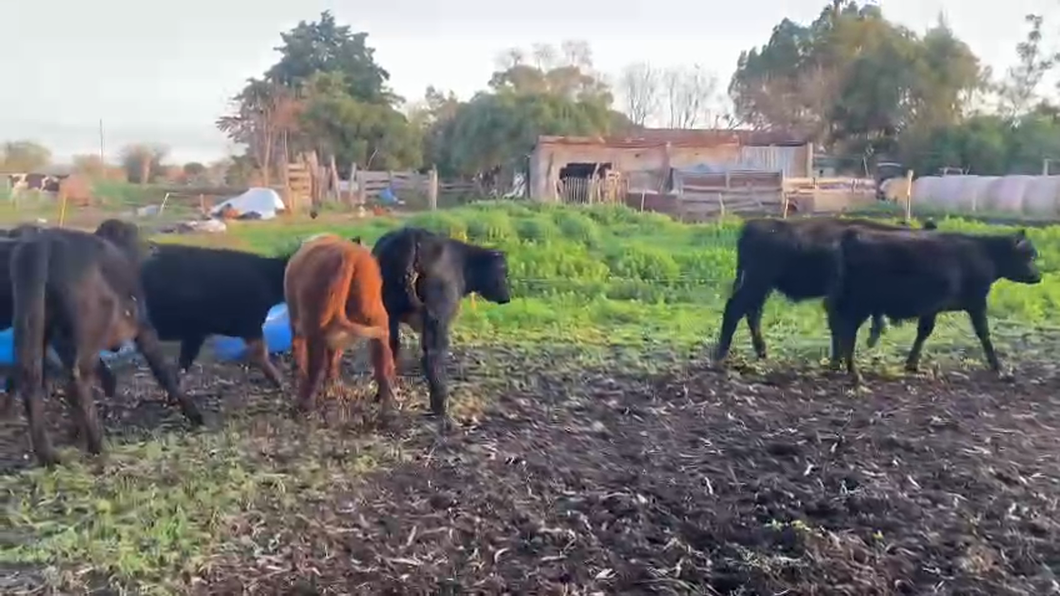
0 213 1042 468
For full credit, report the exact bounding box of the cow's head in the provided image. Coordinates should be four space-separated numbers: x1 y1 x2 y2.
94 218 154 263
469 247 511 305
996 229 1042 285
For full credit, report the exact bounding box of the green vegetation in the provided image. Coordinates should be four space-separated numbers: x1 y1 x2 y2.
4 202 1060 593
208 202 1060 361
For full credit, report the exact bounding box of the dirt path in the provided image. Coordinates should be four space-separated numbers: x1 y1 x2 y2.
183 355 1060 595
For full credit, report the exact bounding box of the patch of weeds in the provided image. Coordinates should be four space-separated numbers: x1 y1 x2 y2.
1 414 401 594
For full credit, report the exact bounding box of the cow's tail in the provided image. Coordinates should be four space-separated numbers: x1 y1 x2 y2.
11 238 51 393
320 250 389 350
402 233 425 310
729 228 756 297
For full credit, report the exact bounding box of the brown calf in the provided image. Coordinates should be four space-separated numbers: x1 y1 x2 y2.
283 234 393 414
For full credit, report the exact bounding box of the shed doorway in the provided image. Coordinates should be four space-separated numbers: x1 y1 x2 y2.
558 162 612 204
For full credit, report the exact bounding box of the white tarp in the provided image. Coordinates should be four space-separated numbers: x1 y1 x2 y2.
210 187 286 220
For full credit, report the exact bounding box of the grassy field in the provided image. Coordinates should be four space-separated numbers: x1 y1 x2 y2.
168 200 1060 361
2 201 1060 594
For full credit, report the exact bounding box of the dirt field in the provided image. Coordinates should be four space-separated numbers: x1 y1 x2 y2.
3 343 1059 595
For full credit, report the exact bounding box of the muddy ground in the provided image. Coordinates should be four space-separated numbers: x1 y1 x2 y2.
3 346 1060 595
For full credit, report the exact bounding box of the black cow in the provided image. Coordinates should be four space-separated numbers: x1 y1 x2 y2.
101 244 292 388
372 227 511 420
712 217 938 364
11 225 203 466
827 227 1042 383
0 220 147 400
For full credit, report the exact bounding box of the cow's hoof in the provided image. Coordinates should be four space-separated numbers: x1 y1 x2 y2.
36 450 62 468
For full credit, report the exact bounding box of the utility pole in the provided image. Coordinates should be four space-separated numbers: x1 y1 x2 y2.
98 119 105 163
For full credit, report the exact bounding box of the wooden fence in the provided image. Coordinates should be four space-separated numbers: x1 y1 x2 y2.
674 170 785 221
342 169 480 209
783 177 877 213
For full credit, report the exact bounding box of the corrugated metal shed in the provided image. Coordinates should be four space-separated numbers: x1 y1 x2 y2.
671 145 807 178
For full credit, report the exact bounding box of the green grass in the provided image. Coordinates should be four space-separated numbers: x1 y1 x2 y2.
202 200 1060 362
5 200 1060 593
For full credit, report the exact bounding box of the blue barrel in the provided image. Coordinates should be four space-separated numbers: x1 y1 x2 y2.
0 302 292 372
0 327 137 366
210 303 291 362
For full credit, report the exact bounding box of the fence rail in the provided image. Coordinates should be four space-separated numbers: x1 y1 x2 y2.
675 170 785 221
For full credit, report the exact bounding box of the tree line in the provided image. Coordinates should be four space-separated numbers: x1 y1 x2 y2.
206 3 1060 183
5 2 1060 188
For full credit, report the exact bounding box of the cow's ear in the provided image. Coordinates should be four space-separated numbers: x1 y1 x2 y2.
1014 228 1031 247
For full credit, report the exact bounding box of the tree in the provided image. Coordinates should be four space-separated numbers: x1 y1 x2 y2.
423 42 621 182
218 12 422 181
216 79 302 186
299 72 422 174
120 144 169 184
489 41 612 104
661 64 721 128
0 140 51 172
71 154 107 178
617 62 661 126
729 1 982 153
998 14 1058 116
266 10 395 105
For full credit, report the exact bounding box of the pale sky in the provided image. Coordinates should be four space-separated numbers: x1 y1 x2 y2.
0 0 1054 164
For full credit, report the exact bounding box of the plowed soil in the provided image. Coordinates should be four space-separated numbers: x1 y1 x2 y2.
3 347 1060 595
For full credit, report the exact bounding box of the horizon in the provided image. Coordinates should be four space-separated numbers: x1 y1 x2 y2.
1 0 1055 165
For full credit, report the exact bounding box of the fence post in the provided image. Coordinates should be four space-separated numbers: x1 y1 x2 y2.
357 170 368 206
428 167 439 210
904 169 914 221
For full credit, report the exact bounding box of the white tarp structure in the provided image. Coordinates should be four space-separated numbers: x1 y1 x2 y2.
210 187 286 220
908 175 1060 216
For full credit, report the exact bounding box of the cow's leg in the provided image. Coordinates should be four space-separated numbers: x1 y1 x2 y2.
836 314 865 384
368 311 397 420
320 346 344 399
95 359 118 398
903 314 937 372
20 362 57 466
866 315 886 348
244 334 283 388
67 349 105 456
136 326 203 425
421 317 451 418
178 335 207 372
746 301 768 359
18 336 57 466
297 336 327 413
826 305 843 370
967 305 1001 372
713 283 769 362
388 315 402 370
291 333 307 386
419 292 457 417
52 338 85 444
325 347 343 383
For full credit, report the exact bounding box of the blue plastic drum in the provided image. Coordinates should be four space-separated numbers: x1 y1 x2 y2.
0 327 137 367
210 303 292 362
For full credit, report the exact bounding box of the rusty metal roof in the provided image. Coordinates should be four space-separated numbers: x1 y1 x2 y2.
536 127 808 150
